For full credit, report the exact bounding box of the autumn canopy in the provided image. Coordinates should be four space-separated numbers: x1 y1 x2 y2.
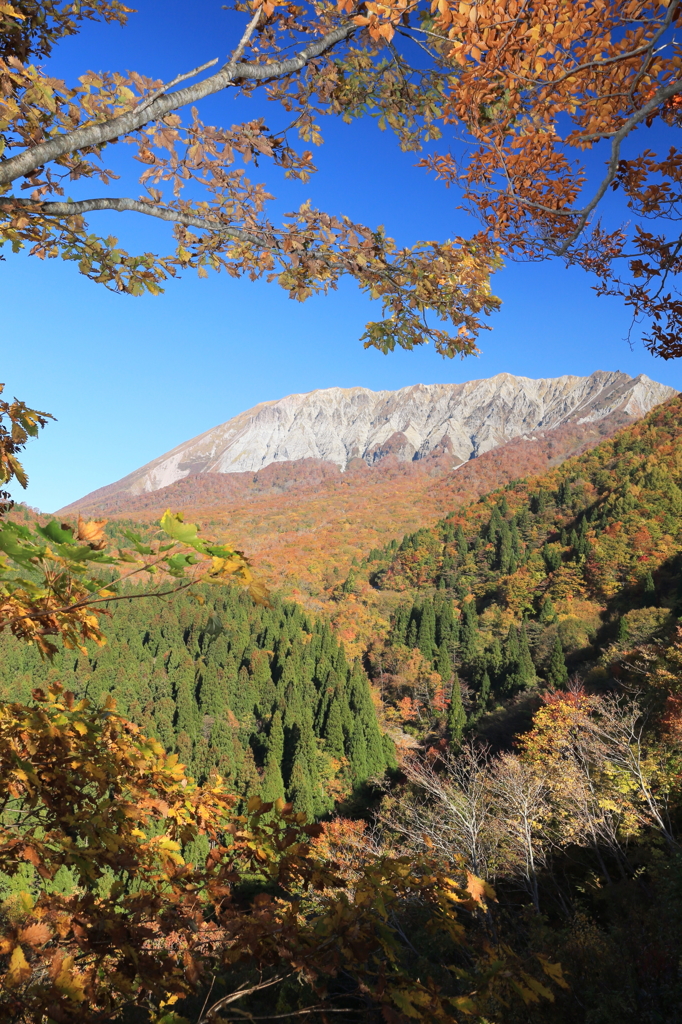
0 0 681 357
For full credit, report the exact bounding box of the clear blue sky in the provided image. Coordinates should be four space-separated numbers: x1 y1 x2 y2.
3 0 681 512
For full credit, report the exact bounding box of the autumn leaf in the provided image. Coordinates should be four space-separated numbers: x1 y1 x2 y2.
5 945 31 987
18 923 51 948
465 871 497 906
76 515 108 550
53 956 86 1002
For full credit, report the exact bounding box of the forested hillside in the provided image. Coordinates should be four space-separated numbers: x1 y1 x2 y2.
338 395 682 736
58 410 638 605
0 587 393 817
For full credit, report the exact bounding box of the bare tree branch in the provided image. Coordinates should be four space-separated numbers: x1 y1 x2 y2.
134 58 220 116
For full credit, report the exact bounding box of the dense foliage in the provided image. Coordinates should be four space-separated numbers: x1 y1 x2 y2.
0 584 394 818
0 684 553 1024
2 0 682 352
348 395 682 726
5 390 682 1022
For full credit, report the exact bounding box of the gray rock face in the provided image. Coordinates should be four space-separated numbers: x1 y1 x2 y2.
81 371 678 499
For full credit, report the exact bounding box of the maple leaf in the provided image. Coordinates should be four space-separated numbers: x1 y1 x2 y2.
465 871 497 906
76 515 108 550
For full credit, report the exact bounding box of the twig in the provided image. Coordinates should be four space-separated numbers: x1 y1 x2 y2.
136 59 220 115
224 7 262 70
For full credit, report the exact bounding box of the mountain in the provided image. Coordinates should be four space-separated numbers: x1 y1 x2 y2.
338 391 682 734
61 371 675 512
58 372 676 605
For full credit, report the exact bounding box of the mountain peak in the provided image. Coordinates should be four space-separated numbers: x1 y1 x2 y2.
61 371 676 512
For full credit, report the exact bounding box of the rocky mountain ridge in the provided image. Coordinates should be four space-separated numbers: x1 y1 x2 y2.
61 371 676 511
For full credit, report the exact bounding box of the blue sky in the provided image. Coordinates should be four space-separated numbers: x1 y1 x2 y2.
3 0 681 512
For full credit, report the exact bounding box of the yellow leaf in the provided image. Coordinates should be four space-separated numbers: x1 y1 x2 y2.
6 945 31 987
54 955 86 1002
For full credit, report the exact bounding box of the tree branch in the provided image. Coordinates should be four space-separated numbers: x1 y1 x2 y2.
0 195 269 246
0 20 355 187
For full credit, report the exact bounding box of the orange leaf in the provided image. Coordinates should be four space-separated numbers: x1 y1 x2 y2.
76 515 108 549
18 923 51 948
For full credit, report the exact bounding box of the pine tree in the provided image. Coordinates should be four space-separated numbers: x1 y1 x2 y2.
287 757 314 821
487 637 503 680
478 670 491 710
436 641 453 682
539 596 557 623
447 676 466 750
174 665 200 744
487 504 503 543
406 616 418 650
363 707 386 778
616 615 629 642
460 601 478 664
510 519 522 560
517 627 537 689
498 522 513 573
262 711 285 803
547 635 568 688
417 600 437 661
342 568 356 594
323 697 346 759
348 717 369 787
643 571 657 605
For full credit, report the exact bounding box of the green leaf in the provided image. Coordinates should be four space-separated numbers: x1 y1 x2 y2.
165 553 199 577
160 510 202 549
36 520 74 544
0 525 41 566
122 530 152 555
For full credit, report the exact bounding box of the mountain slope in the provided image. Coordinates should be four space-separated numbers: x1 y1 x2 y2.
334 393 682 729
61 371 674 510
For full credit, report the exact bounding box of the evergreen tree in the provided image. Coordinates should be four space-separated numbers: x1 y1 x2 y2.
460 601 478 664
341 568 356 594
447 677 466 750
487 637 503 680
517 627 537 688
417 600 436 661
498 522 513 573
487 504 503 543
542 543 562 572
348 717 369 787
455 525 468 561
406 616 418 650
502 625 520 692
323 698 345 759
510 519 522 560
174 667 201 744
547 635 568 688
643 571 657 605
478 670 491 710
436 641 453 682
262 711 285 803
287 757 314 821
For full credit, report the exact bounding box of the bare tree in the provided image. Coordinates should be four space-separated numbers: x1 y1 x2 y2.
390 742 497 879
488 754 551 914
587 697 678 849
